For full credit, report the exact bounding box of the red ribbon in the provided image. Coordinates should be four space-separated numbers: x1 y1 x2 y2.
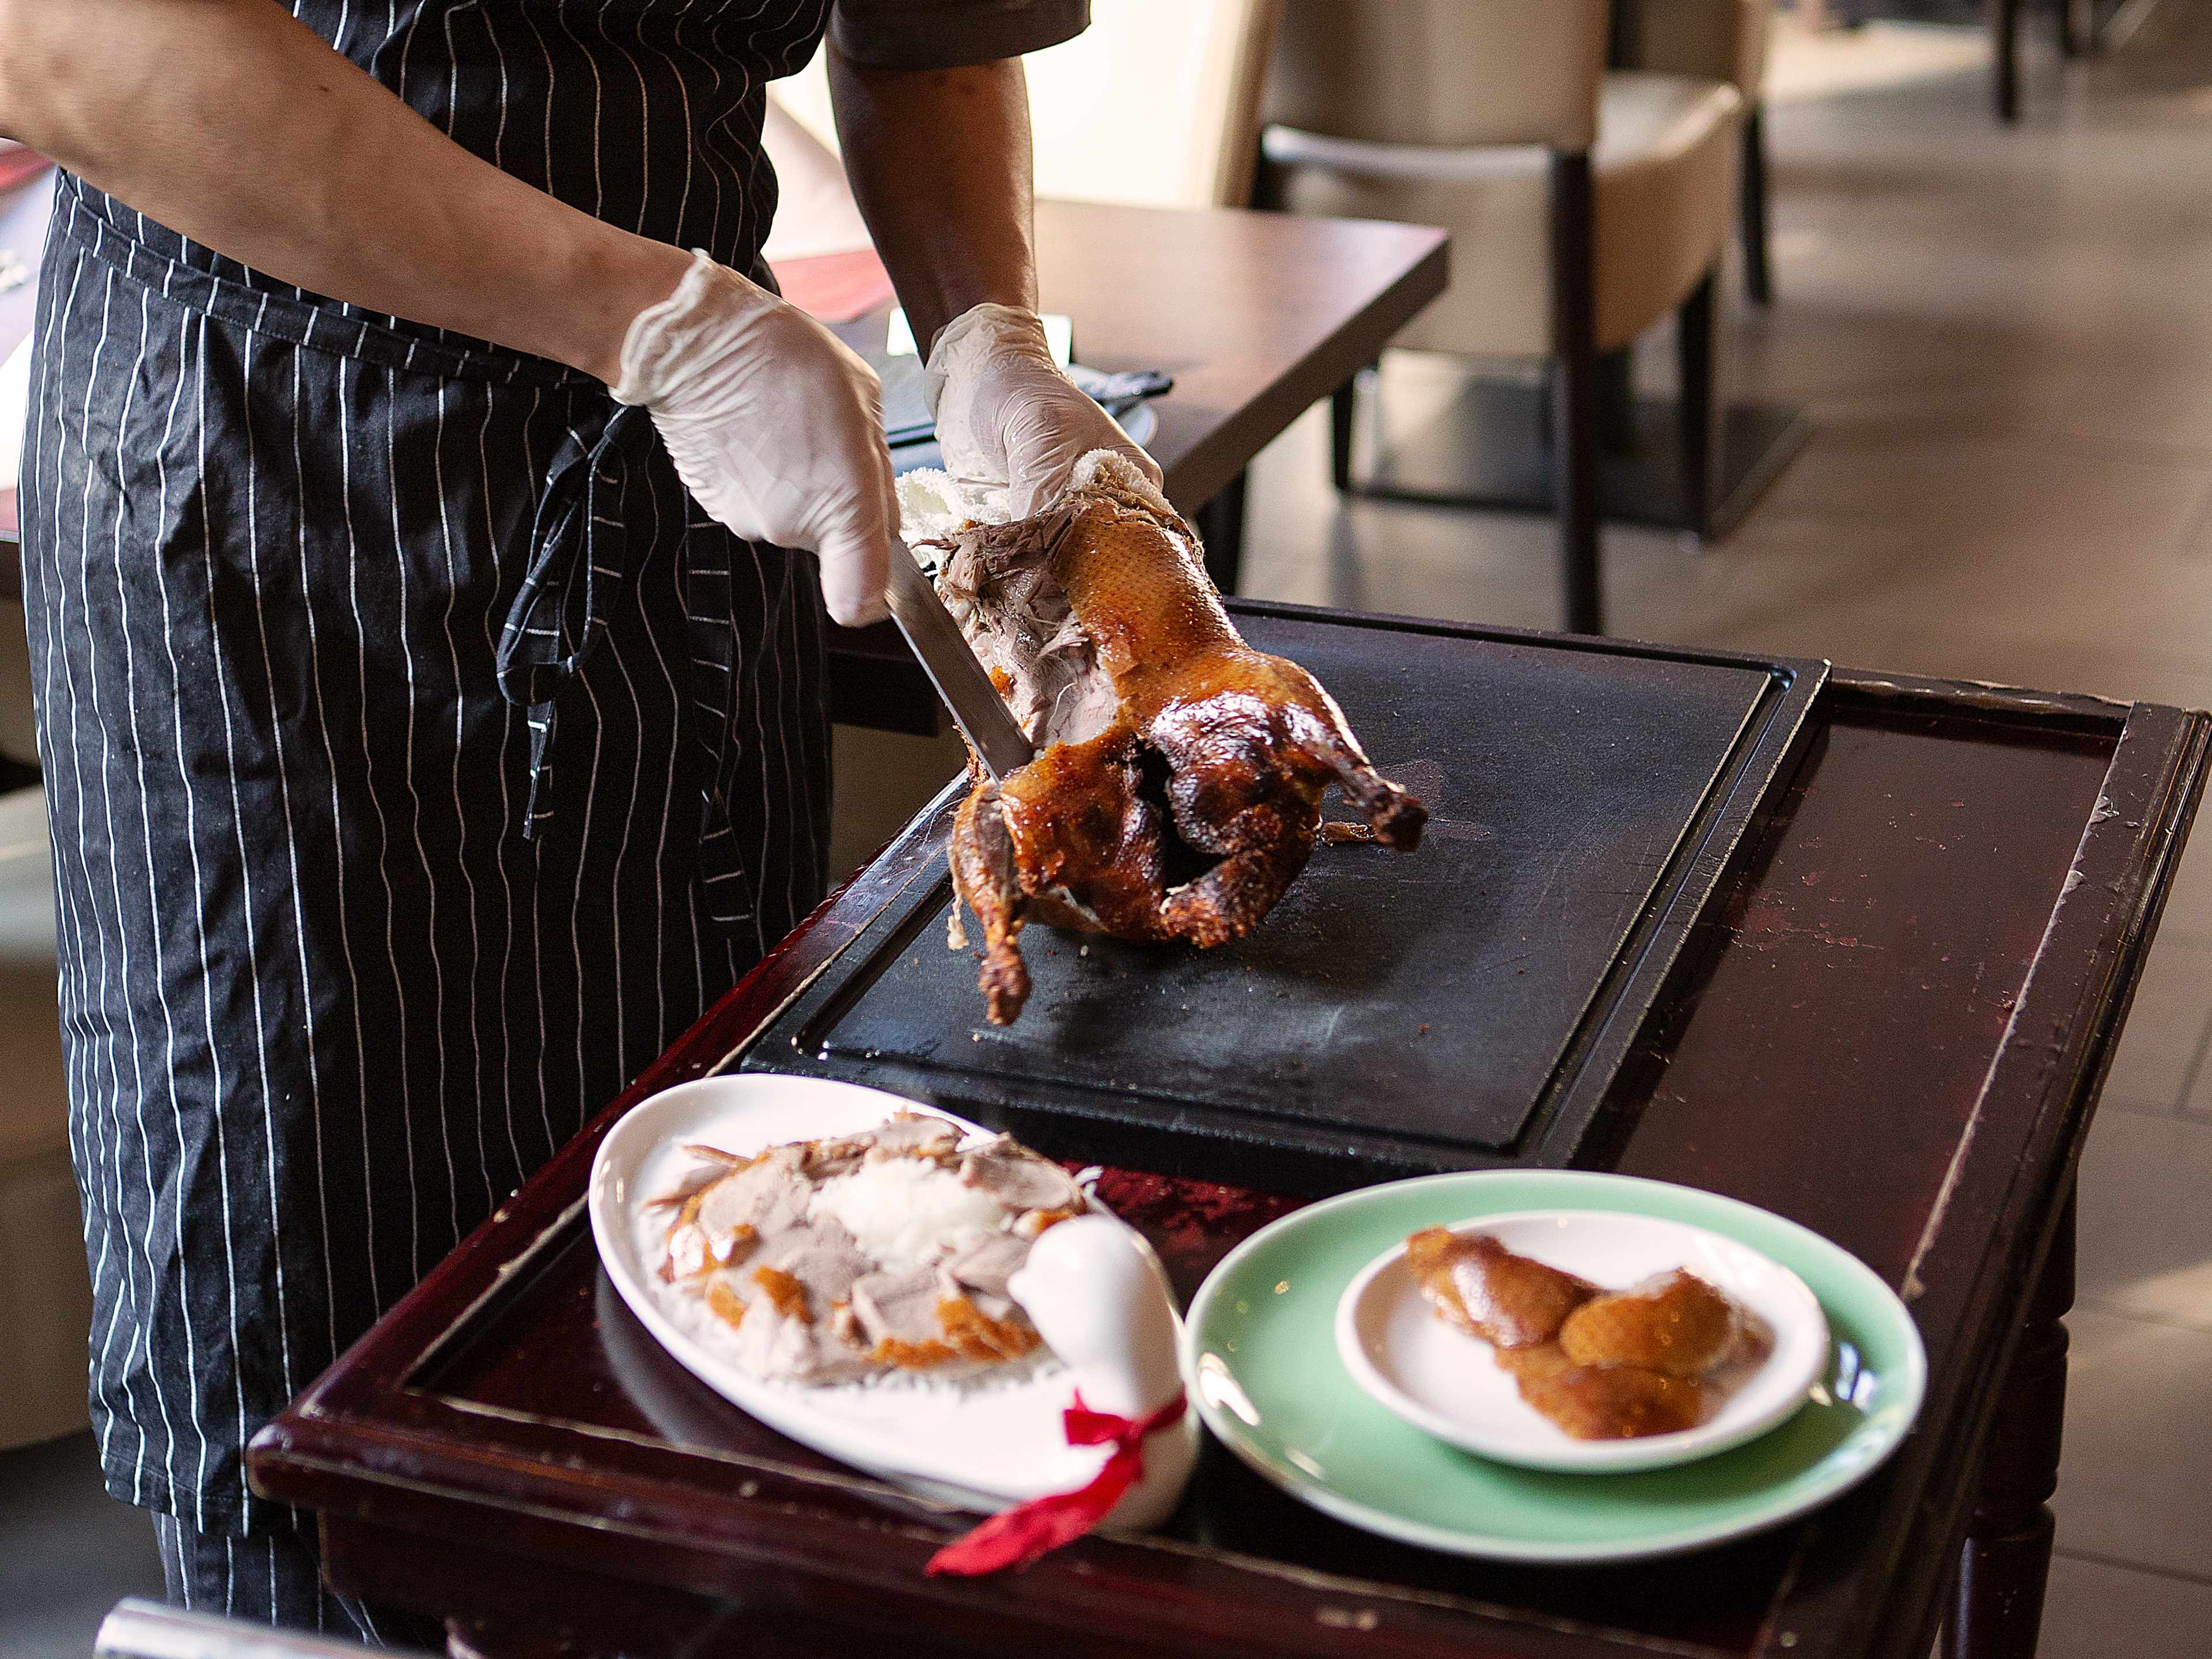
925 1389 1188 1577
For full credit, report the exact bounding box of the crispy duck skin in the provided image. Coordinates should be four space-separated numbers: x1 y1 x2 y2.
937 459 1427 1023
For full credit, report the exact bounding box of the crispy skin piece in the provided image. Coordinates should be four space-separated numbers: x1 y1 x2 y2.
1406 1228 1598 1349
1501 1345 1711 1440
1408 1244 1770 1441
1558 1268 1743 1377
937 1293 1042 1363
940 465 1426 1024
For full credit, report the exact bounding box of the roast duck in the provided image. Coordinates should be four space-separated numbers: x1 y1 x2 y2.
926 454 1427 1024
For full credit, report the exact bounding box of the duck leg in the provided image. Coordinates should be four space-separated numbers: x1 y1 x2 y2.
949 781 1031 1025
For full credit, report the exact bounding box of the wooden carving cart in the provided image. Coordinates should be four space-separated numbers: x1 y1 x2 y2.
251 605 2207 1659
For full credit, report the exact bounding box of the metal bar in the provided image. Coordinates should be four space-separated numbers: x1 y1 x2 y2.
95 1599 435 1659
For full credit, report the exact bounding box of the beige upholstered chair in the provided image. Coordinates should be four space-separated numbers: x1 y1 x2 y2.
1260 0 1744 634
1618 0 1775 304
772 0 1283 213
0 779 90 1451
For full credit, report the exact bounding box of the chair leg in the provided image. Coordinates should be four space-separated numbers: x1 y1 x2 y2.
1596 348 1637 455
1740 104 1773 308
1990 0 2020 123
1550 150 1602 636
1676 269 1718 541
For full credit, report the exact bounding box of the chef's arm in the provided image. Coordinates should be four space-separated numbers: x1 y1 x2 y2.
827 37 1162 517
826 50 1039 358
0 0 688 384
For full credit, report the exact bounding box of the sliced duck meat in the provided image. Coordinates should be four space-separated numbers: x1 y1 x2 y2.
664 1218 759 1282
650 1118 1096 1385
863 1113 965 1164
942 1229 1031 1301
937 1287 1041 1363
850 1266 959 1368
958 1139 1085 1215
798 1132 878 1179
736 1297 874 1385
681 1144 811 1241
754 1218 872 1312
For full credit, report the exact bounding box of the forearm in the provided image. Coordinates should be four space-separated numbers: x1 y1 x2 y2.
827 48 1036 355
0 0 687 381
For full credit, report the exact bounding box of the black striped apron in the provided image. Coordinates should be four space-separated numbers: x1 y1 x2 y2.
20 0 836 1535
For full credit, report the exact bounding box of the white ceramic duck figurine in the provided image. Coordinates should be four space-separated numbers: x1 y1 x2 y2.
1007 1214 1199 1531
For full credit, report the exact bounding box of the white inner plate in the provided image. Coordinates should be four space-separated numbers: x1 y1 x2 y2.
1335 1210 1830 1473
590 1073 1137 1510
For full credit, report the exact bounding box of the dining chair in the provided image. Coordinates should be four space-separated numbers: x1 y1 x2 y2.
1614 0 1775 306
1259 0 1744 635
0 778 93 1453
771 0 1283 213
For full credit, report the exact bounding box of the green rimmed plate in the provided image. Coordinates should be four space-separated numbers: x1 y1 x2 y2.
1183 1170 1925 1563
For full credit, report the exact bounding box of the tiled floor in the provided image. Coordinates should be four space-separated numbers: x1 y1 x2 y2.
7 9 2212 1659
1233 5 2212 1652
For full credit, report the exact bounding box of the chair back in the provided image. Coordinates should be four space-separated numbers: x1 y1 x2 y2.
1264 0 1609 152
1024 0 1284 209
1618 0 1772 98
770 1 1284 211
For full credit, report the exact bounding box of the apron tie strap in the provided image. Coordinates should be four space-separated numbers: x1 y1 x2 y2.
495 405 755 926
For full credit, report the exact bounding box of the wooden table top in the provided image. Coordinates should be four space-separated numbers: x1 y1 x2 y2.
249 609 2209 1659
825 201 1450 733
1030 200 1446 512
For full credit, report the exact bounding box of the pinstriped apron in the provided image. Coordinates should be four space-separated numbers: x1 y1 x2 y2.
19 0 835 1533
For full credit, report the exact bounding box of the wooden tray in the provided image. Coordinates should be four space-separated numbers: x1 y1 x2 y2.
248 647 2210 1659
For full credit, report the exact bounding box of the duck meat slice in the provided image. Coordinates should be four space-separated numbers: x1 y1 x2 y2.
755 1218 873 1312
734 1294 876 1385
664 1146 812 1278
683 1145 810 1240
959 1138 1085 1215
935 454 1426 1024
942 1229 1032 1301
849 1266 959 1367
798 1132 878 1179
862 1113 965 1164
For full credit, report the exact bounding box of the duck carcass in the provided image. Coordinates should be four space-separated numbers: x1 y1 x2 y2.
928 455 1426 1025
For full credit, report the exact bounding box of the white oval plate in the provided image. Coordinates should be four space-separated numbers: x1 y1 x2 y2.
589 1073 1145 1510
1335 1209 1830 1473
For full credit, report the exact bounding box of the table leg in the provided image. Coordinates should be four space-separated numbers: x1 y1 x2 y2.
1330 374 1360 493
1941 1184 2074 1659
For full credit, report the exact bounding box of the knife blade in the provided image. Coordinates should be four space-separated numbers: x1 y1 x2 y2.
882 538 1035 779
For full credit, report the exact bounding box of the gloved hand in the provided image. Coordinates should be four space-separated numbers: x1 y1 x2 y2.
613 250 897 627
924 302 1164 519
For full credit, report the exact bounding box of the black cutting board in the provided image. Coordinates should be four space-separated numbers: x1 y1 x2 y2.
745 606 1823 1192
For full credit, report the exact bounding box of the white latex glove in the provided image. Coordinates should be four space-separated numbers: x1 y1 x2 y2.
923 302 1164 519
613 250 897 628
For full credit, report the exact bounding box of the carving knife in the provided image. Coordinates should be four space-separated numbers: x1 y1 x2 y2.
882 538 1035 779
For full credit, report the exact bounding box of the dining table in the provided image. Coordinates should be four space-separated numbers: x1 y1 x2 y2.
250 609 2207 1659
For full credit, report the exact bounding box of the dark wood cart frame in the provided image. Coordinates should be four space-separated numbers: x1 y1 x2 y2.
251 607 2208 1659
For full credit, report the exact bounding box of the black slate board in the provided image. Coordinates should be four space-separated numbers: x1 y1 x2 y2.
745 606 1823 1192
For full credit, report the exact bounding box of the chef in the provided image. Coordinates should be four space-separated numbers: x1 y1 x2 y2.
0 0 1156 1636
